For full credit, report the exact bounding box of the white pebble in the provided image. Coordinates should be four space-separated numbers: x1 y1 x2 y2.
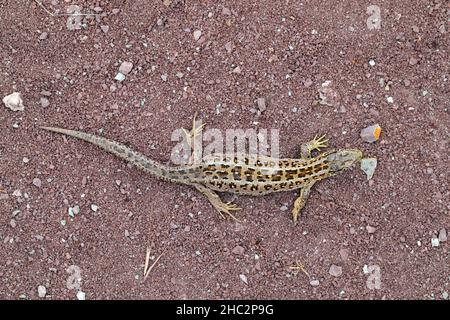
239 274 248 284
387 96 394 103
37 285 47 298
114 72 126 82
76 291 86 300
91 204 98 212
368 59 376 66
193 30 202 41
431 237 439 247
3 92 25 111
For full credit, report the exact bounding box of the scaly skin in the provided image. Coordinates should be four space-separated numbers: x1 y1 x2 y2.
41 120 362 224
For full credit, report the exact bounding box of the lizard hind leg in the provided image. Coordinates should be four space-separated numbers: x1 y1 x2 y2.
300 134 329 159
291 182 315 224
194 184 241 221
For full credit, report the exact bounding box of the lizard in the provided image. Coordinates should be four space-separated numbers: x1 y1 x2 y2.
41 115 363 224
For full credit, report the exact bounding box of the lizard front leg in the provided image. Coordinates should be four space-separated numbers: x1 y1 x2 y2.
194 184 241 221
291 182 315 224
300 134 328 159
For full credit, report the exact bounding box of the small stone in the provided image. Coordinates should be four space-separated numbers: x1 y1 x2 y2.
100 25 109 33
412 25 419 33
239 274 248 284
329 264 342 277
366 225 377 234
10 219 16 228
72 205 80 215
442 291 449 300
303 79 313 87
339 248 349 261
368 59 376 66
23 157 30 163
232 245 245 255
3 92 25 111
193 30 202 41
176 72 184 78
170 222 179 229
40 97 50 108
360 124 381 143
280 205 288 211
387 96 394 103
119 61 133 75
232 66 241 74
256 97 266 112
431 237 439 247
184 226 190 232
39 32 48 40
90 204 98 212
32 178 42 188
37 285 47 298
76 291 86 300
360 158 378 180
310 279 320 287
409 57 418 65
161 73 168 82
438 229 447 242
114 72 126 82
222 7 231 15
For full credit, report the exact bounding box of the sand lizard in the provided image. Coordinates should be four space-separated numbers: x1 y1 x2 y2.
41 116 362 224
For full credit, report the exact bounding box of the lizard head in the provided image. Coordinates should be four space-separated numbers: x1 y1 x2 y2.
326 149 363 173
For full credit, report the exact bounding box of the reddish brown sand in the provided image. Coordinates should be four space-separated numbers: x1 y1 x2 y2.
0 0 448 300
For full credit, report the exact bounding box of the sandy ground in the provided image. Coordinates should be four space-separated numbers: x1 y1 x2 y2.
0 0 449 300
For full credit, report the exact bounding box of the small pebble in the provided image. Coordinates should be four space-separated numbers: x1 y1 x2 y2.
23 157 30 163
387 96 394 103
431 237 439 247
32 178 42 188
310 279 320 287
10 219 16 228
114 72 126 82
438 229 447 242
366 225 377 234
39 32 48 40
409 57 418 65
360 124 381 143
37 285 47 298
239 274 248 284
40 97 50 108
256 97 266 112
280 205 288 211
3 92 25 111
91 204 98 212
76 291 86 300
232 245 245 255
119 61 133 75
161 73 168 82
360 158 378 180
100 25 109 33
368 59 376 66
303 79 313 87
329 264 342 277
193 30 202 41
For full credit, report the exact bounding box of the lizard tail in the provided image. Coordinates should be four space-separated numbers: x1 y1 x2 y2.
41 126 180 183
